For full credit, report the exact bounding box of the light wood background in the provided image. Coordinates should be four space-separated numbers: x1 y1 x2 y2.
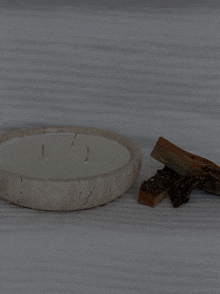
1 1 220 293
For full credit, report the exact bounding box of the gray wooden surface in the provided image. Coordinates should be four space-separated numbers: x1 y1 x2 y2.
1 1 220 293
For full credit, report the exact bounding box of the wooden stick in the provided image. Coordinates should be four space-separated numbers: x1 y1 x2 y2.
150 137 220 195
150 137 220 177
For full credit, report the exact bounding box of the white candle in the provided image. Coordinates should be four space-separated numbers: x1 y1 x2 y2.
0 126 142 211
0 133 131 179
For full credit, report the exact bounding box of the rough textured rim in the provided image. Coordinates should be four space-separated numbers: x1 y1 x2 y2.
0 125 142 210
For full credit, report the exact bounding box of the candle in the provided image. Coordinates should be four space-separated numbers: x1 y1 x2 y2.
0 133 131 179
0 126 142 211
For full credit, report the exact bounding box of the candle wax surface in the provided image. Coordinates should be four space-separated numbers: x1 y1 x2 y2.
0 133 131 179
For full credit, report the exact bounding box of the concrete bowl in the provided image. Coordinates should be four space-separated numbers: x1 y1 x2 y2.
0 125 142 211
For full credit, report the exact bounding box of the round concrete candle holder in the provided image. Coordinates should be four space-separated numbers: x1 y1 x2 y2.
0 126 142 211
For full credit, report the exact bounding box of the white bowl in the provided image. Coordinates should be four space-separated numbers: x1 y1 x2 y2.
0 125 142 211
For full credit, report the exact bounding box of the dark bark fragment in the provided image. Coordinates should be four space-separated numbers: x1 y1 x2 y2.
168 176 202 208
138 166 181 207
139 137 220 208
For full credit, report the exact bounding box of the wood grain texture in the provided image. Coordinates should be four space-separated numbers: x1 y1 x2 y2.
150 137 220 176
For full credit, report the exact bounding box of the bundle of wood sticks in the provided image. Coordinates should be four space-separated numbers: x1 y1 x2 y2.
138 137 220 208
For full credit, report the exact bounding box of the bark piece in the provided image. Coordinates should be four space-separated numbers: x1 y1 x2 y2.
195 167 220 196
150 136 220 177
150 136 220 196
138 166 181 207
168 176 202 208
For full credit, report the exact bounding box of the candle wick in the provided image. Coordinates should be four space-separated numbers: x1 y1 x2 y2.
42 144 45 158
71 133 77 147
84 146 89 163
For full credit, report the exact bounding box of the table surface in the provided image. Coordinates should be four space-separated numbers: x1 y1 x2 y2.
1 1 220 293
